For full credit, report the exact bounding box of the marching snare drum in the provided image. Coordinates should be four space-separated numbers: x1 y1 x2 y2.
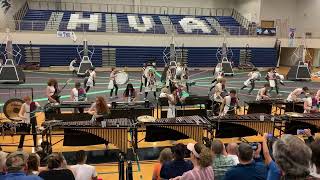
115 72 129 85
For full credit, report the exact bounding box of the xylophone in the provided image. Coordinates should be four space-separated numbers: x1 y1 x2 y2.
44 119 134 153
142 115 211 143
209 114 280 138
282 112 320 135
0 122 31 135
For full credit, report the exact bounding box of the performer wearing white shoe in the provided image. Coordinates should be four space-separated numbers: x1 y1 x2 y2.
240 68 261 94
145 69 157 100
69 58 77 76
139 63 147 95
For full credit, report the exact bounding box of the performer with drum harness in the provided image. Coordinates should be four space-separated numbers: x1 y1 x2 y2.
139 63 147 95
84 67 96 93
18 96 40 150
240 68 261 94
145 69 157 100
219 89 239 116
266 68 281 95
108 67 119 99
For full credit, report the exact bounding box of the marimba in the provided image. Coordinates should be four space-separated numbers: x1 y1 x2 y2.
209 114 280 138
141 115 212 143
44 119 134 153
282 113 320 135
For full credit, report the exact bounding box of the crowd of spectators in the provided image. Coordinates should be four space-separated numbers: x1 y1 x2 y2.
152 130 320 180
0 149 97 180
1 130 320 180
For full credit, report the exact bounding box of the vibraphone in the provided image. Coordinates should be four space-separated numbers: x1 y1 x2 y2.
282 113 320 135
142 115 212 143
109 101 154 119
157 96 211 118
209 114 280 138
45 101 155 121
44 119 134 153
245 99 304 115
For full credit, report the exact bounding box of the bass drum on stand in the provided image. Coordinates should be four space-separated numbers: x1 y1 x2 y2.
115 71 129 85
3 98 24 121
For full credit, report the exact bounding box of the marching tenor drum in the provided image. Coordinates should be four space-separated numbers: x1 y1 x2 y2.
115 71 129 85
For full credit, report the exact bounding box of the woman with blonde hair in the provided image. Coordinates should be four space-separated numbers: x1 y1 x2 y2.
173 143 214 180
152 148 173 180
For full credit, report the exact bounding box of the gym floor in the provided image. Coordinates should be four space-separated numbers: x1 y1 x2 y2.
0 67 320 179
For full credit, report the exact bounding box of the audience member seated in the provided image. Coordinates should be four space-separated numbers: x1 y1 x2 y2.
38 153 75 180
211 140 236 180
152 148 173 180
273 134 312 180
0 148 7 179
225 143 239 165
71 150 98 180
173 143 214 180
4 151 42 180
310 139 320 178
27 153 41 176
262 133 281 180
224 143 267 180
160 143 193 179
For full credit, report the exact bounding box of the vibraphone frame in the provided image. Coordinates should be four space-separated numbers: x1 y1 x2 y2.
141 116 213 143
43 120 138 154
209 114 282 137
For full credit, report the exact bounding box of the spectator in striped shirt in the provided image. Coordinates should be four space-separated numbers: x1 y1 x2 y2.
172 143 214 180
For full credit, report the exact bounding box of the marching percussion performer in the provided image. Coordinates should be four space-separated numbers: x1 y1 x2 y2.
69 58 77 76
303 92 318 113
109 67 119 99
70 82 87 113
287 87 309 102
145 69 157 100
123 83 137 103
213 78 227 103
256 83 271 101
159 87 178 118
85 67 96 93
208 68 224 94
18 96 40 150
316 89 320 103
88 96 110 121
219 89 239 116
139 63 147 94
46 78 59 103
266 68 279 95
240 68 261 94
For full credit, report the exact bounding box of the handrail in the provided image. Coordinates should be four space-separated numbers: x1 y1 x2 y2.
11 19 251 36
27 0 233 16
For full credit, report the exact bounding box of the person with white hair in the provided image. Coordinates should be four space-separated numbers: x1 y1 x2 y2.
273 134 312 179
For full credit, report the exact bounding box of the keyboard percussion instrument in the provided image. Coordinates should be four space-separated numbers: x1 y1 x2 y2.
142 115 212 143
44 118 134 153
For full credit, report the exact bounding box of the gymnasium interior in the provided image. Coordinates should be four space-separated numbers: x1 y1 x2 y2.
1 0 320 180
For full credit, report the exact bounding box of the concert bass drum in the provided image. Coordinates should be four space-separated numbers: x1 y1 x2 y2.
115 72 129 85
3 98 24 121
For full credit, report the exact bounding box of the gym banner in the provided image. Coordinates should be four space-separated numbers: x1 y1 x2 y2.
256 28 276 36
57 31 77 42
288 28 296 47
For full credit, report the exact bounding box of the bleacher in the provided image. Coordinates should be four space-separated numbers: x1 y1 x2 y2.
18 10 52 31
17 9 247 35
215 16 248 35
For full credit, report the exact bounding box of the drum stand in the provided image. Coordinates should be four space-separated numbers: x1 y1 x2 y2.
77 40 94 76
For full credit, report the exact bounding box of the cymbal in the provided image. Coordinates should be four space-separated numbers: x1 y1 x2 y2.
137 115 156 123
